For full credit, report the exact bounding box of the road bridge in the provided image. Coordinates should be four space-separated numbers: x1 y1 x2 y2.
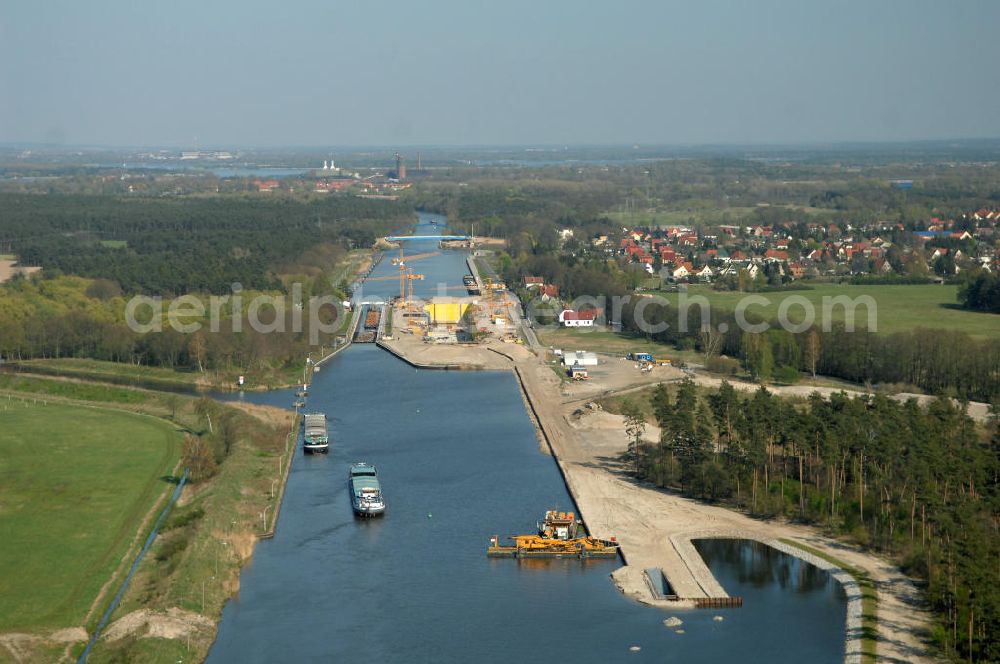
385 235 469 241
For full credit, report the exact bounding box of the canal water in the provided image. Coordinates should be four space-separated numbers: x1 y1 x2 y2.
352 213 470 304
206 213 847 663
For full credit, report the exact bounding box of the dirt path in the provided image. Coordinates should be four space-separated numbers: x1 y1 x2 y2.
686 371 991 423
0 628 88 664
554 351 990 423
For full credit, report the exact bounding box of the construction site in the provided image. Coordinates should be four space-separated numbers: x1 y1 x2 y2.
359 240 523 348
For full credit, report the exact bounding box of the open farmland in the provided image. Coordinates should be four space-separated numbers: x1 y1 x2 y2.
0 402 181 632
683 283 1000 339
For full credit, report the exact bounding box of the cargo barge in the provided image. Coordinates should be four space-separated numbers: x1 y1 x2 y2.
487 510 619 559
302 412 329 454
463 275 480 295
349 462 385 517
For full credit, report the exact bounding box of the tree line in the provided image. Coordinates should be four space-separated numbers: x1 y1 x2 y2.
958 269 1000 313
616 299 1000 401
621 380 999 661
0 274 349 379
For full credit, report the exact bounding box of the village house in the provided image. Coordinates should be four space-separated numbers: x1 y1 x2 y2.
523 276 544 289
671 262 695 280
558 309 597 327
254 179 280 192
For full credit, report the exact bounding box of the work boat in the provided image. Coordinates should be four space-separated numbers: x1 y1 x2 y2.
349 462 385 517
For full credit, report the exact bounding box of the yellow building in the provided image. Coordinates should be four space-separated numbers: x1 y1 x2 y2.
424 298 471 325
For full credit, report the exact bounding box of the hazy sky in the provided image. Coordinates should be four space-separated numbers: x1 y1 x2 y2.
2 0 998 147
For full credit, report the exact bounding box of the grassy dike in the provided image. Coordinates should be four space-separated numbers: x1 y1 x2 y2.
779 539 878 663
0 375 295 663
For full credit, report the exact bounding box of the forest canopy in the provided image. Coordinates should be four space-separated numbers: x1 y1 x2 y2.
0 193 412 295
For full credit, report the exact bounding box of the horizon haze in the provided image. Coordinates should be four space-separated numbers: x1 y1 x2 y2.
2 0 999 147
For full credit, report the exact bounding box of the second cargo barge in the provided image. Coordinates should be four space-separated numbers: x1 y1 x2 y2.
303 412 329 454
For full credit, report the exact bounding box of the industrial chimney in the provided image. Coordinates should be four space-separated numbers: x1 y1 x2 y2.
395 152 406 180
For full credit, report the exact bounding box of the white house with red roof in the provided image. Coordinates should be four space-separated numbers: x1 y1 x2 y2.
558 309 597 327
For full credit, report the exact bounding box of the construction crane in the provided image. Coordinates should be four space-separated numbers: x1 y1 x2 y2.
406 267 424 304
390 245 437 304
391 250 439 266
365 272 425 305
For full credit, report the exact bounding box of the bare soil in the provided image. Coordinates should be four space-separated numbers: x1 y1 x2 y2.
0 260 40 283
102 608 213 643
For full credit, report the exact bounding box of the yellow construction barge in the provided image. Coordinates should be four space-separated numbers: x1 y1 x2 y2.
487 510 620 560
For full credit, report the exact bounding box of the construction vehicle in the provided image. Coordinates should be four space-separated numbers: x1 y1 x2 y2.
486 510 619 559
486 535 618 559
626 352 653 362
537 510 580 539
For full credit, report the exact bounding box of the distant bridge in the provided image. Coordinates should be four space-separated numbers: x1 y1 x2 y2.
385 235 470 241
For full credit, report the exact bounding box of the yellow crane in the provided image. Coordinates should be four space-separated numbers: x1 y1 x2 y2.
406 267 424 304
393 245 437 304
391 250 439 265
367 245 436 305
366 271 425 305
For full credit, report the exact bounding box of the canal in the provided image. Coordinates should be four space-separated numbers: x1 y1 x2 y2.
206 213 847 663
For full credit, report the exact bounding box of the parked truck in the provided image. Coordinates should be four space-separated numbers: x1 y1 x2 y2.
626 352 653 362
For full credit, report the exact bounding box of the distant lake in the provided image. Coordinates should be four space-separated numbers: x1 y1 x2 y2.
117 162 311 178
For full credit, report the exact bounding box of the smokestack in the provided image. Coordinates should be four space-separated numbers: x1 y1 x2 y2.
395 152 406 180
416 152 422 171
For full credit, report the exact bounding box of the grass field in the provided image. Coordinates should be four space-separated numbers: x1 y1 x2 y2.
0 372 153 405
681 283 1000 339
0 402 182 632
16 358 203 390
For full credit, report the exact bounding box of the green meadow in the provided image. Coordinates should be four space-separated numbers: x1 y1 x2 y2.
682 283 1000 339
0 402 181 631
